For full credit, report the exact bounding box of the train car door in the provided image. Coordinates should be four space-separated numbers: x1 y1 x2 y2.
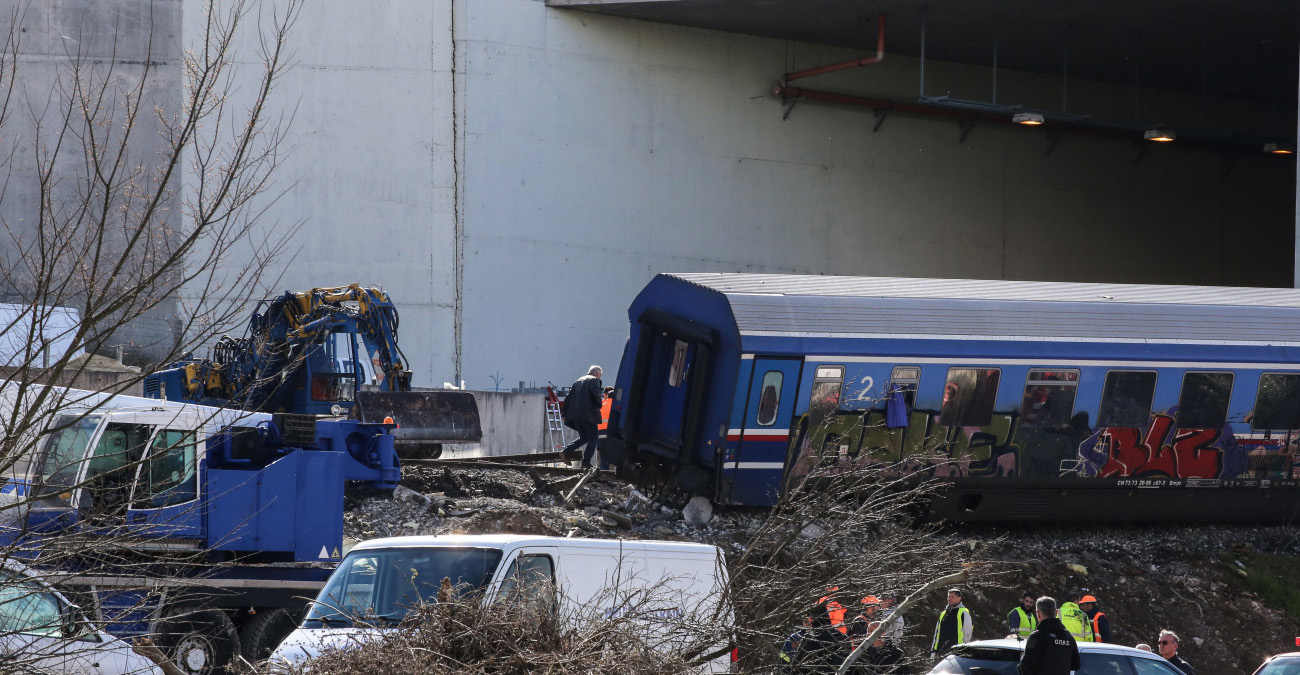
728 356 802 505
621 311 717 469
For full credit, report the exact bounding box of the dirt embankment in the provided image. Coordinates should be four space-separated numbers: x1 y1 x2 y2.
346 465 1300 675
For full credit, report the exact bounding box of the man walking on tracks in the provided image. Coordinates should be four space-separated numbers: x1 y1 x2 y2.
1018 596 1079 675
562 365 604 468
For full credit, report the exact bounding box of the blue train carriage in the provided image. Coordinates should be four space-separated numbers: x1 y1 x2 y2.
605 273 1300 523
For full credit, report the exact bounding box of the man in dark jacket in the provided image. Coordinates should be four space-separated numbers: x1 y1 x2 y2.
1019 596 1080 675
796 608 850 673
855 621 908 675
561 365 603 468
1158 630 1195 675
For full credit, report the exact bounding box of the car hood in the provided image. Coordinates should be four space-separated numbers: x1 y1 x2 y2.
270 626 386 666
17 631 163 675
97 634 167 675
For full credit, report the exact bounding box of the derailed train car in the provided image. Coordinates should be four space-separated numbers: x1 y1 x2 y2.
603 273 1300 522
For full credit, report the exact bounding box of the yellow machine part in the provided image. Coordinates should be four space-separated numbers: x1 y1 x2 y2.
279 284 392 330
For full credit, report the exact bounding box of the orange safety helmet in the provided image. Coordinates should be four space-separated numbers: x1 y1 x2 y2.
1079 595 1098 603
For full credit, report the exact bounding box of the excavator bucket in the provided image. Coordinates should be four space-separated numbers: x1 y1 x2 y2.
352 390 482 458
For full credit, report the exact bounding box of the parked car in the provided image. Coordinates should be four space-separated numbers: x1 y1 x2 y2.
0 559 163 674
270 534 734 672
929 638 1186 675
1253 651 1300 675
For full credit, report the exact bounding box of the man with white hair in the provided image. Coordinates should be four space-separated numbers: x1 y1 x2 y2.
1158 630 1195 675
561 365 604 468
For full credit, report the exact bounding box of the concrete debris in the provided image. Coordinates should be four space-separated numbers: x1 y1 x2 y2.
599 509 632 528
393 485 432 506
682 496 713 525
800 522 827 539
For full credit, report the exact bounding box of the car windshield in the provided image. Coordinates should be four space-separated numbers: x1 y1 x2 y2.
304 547 503 628
30 415 100 501
1257 656 1300 675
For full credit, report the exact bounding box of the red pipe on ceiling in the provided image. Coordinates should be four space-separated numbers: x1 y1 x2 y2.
782 14 886 84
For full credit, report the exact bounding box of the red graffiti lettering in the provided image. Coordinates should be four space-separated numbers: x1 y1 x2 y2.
1097 427 1144 477
1170 428 1222 478
1096 414 1222 478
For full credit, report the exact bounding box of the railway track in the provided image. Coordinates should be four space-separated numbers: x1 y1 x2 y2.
402 451 608 475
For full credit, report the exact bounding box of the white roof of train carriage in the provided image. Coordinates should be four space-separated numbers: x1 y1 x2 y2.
658 273 1300 345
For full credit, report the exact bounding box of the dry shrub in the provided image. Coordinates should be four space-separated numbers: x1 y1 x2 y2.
726 440 1002 673
277 587 703 675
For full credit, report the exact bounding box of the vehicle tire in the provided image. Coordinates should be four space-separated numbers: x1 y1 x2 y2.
239 607 298 664
159 607 240 675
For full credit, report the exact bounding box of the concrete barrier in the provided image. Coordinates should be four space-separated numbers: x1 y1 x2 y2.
443 390 570 458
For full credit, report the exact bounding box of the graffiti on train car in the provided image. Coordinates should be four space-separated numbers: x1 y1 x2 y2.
788 407 1298 482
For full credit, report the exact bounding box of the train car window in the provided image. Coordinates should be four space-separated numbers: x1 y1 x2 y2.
1019 369 1079 428
939 368 1000 427
1097 371 1157 428
1252 373 1300 430
668 340 689 387
1177 372 1233 429
756 371 784 426
808 365 845 426
889 366 920 408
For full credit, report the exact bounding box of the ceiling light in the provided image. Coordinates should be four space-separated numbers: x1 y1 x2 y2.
1012 112 1044 126
1143 129 1175 142
1264 142 1294 155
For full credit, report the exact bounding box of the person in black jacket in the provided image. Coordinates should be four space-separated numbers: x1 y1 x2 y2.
1158 630 1195 675
1019 596 1080 675
561 365 603 468
796 608 850 673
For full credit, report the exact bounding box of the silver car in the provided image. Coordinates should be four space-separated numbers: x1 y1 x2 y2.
0 560 163 675
1252 651 1300 675
929 638 1188 675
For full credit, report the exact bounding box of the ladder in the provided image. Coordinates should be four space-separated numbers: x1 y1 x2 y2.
545 388 572 453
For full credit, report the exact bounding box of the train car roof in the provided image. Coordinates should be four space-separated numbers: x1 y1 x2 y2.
643 273 1300 345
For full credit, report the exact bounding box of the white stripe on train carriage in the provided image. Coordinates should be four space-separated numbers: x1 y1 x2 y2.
740 353 754 360
745 331 1300 348
799 354 1300 370
734 462 786 470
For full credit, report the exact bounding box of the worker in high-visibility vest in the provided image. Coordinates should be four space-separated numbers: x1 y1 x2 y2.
1058 600 1095 642
931 588 973 657
1078 595 1111 643
1007 592 1038 639
597 386 614 432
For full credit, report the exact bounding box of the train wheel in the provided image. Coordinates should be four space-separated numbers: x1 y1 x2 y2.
240 607 299 664
159 607 240 675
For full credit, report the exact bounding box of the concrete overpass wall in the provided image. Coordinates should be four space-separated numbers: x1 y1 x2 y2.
0 2 183 363
193 0 1296 392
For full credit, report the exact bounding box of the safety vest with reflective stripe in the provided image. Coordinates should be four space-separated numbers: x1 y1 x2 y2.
1059 602 1094 642
931 606 972 651
1010 606 1037 639
1091 611 1107 643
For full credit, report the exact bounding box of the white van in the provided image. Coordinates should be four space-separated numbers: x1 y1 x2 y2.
270 534 734 672
0 559 163 674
